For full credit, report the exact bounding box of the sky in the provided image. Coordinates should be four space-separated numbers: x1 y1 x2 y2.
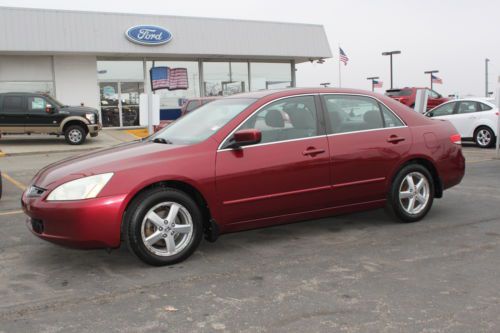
0 0 498 97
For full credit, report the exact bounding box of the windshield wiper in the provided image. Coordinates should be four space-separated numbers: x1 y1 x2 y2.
151 137 173 144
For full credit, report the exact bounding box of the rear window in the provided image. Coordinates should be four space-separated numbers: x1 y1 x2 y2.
386 89 412 97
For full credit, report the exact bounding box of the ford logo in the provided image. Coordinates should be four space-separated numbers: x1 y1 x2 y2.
126 25 173 46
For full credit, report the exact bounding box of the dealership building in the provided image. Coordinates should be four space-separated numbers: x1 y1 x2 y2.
0 6 331 128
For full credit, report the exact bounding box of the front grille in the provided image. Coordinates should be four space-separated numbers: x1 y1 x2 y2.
26 185 46 198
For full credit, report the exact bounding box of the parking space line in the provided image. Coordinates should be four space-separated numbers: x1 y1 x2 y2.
2 172 27 191
0 210 24 216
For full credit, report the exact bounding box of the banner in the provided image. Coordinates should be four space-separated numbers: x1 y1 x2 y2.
150 67 189 91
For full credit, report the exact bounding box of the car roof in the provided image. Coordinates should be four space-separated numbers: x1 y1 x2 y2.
225 87 386 100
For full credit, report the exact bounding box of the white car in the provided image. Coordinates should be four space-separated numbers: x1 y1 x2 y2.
426 98 498 148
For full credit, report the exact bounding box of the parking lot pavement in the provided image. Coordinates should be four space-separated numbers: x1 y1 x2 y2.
0 129 136 156
0 148 499 332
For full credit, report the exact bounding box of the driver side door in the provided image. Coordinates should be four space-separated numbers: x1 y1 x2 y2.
215 95 331 226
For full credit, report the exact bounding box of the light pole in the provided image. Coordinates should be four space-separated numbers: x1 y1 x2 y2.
367 76 380 92
424 70 439 90
485 58 490 97
382 50 401 89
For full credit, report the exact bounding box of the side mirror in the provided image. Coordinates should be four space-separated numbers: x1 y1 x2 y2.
45 104 55 114
426 112 433 117
227 129 262 149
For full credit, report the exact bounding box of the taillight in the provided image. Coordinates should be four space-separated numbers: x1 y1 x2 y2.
450 134 461 145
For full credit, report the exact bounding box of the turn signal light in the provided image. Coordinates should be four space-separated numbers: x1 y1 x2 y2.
450 134 461 145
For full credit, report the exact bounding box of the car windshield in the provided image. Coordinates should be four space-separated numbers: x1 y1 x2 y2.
386 89 412 97
150 98 256 145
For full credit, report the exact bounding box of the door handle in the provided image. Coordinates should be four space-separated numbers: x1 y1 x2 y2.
302 147 326 156
386 135 406 144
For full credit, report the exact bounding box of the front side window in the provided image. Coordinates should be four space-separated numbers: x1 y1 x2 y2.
238 95 318 144
28 96 47 111
323 95 388 134
457 101 478 114
152 98 255 145
431 102 455 117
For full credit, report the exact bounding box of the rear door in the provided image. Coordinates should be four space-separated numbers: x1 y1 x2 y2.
453 101 480 138
0 94 27 133
215 95 331 225
322 94 411 206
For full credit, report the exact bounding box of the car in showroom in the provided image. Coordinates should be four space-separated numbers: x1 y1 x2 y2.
0 92 101 145
22 88 465 266
386 87 449 111
425 98 498 148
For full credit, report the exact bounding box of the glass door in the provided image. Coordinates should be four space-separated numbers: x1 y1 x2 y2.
99 81 144 127
99 82 120 127
120 82 143 127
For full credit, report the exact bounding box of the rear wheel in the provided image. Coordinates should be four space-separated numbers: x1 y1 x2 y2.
124 187 203 266
474 126 495 148
386 164 434 223
64 125 86 145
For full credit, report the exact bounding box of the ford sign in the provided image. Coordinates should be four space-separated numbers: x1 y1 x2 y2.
126 25 173 46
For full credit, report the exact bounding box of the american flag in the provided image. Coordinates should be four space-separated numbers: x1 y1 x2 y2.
373 80 383 88
339 47 349 65
431 74 443 84
150 67 189 91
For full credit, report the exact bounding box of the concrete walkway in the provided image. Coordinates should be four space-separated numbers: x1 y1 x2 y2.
0 129 137 156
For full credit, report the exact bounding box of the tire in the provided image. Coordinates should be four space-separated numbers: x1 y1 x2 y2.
474 126 495 148
64 125 86 145
124 187 203 266
386 164 434 223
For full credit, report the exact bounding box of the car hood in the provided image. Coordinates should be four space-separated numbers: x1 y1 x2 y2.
33 140 186 188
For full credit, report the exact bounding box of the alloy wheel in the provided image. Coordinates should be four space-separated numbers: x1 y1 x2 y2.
398 172 430 215
140 201 194 257
476 129 491 147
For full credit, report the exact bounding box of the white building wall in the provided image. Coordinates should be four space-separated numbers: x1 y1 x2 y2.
0 55 53 81
53 55 99 108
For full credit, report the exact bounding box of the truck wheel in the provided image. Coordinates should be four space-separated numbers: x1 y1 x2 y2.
64 125 86 145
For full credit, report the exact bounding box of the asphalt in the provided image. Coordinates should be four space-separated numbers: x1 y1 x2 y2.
0 147 499 332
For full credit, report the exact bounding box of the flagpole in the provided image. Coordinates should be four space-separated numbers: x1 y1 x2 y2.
338 45 342 88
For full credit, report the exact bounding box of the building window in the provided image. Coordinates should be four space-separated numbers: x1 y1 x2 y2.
250 62 292 91
149 61 200 110
97 61 144 81
203 62 248 97
0 81 54 95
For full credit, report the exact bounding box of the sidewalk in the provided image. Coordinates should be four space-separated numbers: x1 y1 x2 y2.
0 129 137 156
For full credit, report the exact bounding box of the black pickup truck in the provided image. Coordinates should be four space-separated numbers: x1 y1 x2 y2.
0 92 101 145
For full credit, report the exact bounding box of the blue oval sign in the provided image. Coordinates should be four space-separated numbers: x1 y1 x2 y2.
126 25 173 46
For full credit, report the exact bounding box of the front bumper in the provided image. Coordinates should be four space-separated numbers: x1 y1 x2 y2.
87 123 102 136
22 192 127 249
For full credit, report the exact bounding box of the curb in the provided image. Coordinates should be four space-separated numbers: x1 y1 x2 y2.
0 147 105 157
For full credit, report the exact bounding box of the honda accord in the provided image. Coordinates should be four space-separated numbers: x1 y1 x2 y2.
22 88 465 266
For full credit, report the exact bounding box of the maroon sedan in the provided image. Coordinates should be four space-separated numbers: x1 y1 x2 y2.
22 88 465 266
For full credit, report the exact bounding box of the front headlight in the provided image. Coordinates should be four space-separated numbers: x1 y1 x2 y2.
46 173 114 201
85 113 96 124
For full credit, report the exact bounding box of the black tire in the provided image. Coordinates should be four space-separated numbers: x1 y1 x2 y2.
386 164 434 223
64 125 86 145
124 187 203 266
474 126 495 148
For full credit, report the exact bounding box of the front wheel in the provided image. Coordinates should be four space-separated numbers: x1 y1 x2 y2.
124 187 203 266
474 127 495 148
386 164 434 223
64 125 86 145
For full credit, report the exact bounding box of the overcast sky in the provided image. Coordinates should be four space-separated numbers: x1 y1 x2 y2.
1 0 498 96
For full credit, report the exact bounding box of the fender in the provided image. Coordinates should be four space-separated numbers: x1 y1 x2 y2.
59 116 90 132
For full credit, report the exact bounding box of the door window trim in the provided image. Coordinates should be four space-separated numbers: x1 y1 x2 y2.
319 93 407 137
218 93 326 151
